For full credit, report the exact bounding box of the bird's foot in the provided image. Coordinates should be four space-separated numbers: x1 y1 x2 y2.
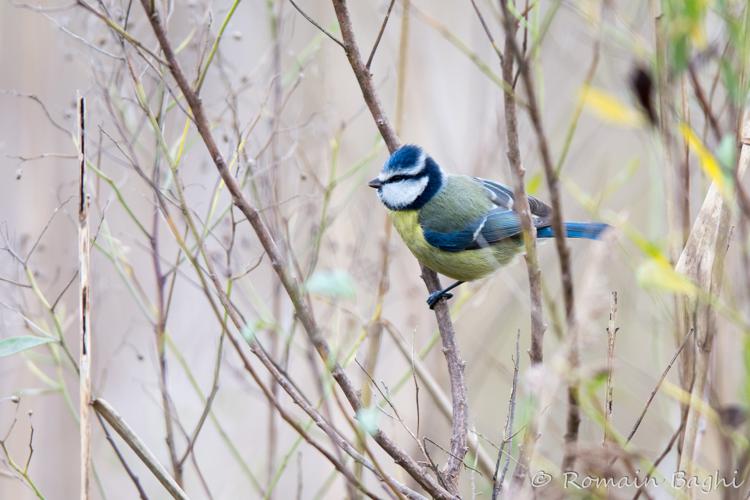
426 290 454 310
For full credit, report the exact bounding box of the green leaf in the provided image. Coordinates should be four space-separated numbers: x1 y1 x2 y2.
0 336 56 358
241 323 256 343
716 134 737 173
721 60 740 105
355 406 380 436
305 270 356 299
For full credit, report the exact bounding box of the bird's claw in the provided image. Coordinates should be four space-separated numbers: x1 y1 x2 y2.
426 291 454 309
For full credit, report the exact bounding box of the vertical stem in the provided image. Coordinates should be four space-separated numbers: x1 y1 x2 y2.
499 0 545 365
676 113 749 492
494 3 545 488
499 1 579 471
266 0 283 486
492 329 520 500
77 93 92 500
604 291 618 445
152 87 182 487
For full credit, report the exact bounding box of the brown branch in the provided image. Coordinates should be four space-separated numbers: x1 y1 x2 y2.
468 1 547 487
469 0 503 64
499 1 580 471
95 412 148 500
496 0 544 364
331 0 467 493
77 93 93 500
687 63 721 142
93 398 188 500
135 2 453 497
624 329 693 446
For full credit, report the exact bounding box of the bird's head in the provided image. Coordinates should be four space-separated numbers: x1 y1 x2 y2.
368 144 444 211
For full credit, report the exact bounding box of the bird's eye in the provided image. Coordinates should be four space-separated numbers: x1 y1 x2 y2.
388 175 408 183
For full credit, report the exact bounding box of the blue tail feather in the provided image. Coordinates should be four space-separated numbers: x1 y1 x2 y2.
536 222 609 240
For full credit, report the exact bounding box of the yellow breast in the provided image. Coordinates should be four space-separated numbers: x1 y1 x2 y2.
390 210 521 281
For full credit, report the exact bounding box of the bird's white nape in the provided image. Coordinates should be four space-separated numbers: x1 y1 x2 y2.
378 176 429 210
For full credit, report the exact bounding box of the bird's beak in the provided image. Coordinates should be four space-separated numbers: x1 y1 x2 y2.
368 178 383 189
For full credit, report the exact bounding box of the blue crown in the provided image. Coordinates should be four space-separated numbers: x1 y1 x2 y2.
384 144 424 174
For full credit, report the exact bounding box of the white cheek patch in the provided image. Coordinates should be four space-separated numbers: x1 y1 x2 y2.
378 177 430 209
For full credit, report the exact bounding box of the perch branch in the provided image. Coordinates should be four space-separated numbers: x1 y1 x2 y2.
330 0 468 492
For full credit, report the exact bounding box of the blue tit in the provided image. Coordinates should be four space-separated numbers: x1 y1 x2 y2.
368 144 609 309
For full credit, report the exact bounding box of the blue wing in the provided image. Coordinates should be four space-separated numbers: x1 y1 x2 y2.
423 209 523 252
474 177 552 219
423 178 553 253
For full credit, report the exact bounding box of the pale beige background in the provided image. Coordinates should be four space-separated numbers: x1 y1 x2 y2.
0 1 743 499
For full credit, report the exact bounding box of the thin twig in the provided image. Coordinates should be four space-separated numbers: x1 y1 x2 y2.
384 320 496 479
365 0 397 70
625 329 694 446
469 0 503 64
492 329 520 499
687 63 721 142
604 291 618 444
95 412 148 499
287 0 345 49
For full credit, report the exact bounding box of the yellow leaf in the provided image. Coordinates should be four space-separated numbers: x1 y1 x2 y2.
637 259 697 297
679 123 729 196
580 85 644 127
691 23 707 49
526 172 542 195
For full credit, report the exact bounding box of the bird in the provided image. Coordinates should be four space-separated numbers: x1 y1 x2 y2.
368 144 609 309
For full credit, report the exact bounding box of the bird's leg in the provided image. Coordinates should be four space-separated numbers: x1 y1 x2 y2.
426 281 465 309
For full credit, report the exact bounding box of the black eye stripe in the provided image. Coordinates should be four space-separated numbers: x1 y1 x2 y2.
385 174 418 183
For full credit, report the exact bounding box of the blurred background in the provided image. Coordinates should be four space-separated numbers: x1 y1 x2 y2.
1 0 748 498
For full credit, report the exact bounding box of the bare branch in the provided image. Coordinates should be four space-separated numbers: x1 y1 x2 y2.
492 329 520 499
287 0 345 49
365 0 397 70
93 398 188 500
